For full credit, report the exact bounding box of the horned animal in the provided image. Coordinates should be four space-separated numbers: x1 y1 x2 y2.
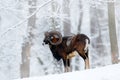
43 30 90 72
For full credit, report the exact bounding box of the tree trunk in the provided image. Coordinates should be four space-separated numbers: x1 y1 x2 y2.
90 5 107 66
51 0 56 29
62 0 71 36
108 2 119 64
20 0 36 78
20 42 31 78
77 0 83 33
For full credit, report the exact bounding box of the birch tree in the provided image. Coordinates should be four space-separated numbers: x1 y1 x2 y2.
20 0 37 78
51 0 56 29
77 0 83 33
108 2 119 64
62 0 71 36
90 4 108 67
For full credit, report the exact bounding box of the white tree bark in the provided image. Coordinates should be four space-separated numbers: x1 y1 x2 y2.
20 0 36 78
108 2 119 64
62 0 71 36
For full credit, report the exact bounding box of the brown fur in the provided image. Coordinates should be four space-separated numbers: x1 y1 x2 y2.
43 31 90 72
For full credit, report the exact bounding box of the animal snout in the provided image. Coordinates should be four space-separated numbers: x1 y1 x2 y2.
43 39 49 45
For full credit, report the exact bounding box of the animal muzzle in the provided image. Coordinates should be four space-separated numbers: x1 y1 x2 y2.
42 39 49 45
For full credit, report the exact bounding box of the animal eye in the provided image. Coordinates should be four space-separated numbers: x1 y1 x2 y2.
50 36 53 39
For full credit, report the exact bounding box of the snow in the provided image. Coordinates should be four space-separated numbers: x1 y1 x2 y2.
16 63 120 80
0 0 120 80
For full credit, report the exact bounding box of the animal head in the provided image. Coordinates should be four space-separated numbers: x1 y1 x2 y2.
43 31 62 45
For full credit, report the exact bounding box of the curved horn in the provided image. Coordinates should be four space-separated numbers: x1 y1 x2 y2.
49 31 62 45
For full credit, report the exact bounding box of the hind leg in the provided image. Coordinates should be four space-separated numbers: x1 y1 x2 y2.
84 57 90 69
77 49 90 69
84 50 90 69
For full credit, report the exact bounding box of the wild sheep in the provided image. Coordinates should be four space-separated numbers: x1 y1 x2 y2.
43 30 90 72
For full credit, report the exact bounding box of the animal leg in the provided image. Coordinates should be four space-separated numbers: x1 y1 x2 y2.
77 49 90 69
63 59 71 72
84 50 90 69
84 58 90 69
67 59 71 72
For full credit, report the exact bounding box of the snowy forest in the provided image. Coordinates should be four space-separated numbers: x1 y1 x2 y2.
0 0 120 80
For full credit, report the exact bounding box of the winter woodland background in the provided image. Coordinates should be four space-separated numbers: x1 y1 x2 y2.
0 0 120 80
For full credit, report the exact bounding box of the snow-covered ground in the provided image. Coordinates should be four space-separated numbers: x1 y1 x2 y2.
16 63 120 80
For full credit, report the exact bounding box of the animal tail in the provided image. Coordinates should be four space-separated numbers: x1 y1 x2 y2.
84 39 89 53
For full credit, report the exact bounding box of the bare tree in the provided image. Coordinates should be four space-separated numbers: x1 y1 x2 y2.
90 4 108 67
77 0 83 33
51 0 56 29
50 0 62 31
20 0 37 78
108 2 119 64
62 0 71 36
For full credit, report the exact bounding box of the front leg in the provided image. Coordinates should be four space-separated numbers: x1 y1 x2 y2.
63 59 71 72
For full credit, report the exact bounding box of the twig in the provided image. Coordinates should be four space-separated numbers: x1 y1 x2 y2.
0 0 52 38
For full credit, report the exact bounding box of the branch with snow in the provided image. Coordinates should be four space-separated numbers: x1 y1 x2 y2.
0 0 52 38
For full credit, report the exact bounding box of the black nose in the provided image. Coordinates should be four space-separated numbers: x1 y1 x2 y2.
43 39 48 44
43 40 46 43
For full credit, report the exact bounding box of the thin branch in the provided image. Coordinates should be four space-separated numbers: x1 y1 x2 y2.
0 5 54 12
0 0 52 38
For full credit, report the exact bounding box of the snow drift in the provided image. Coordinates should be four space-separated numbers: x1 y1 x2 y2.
16 63 120 80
